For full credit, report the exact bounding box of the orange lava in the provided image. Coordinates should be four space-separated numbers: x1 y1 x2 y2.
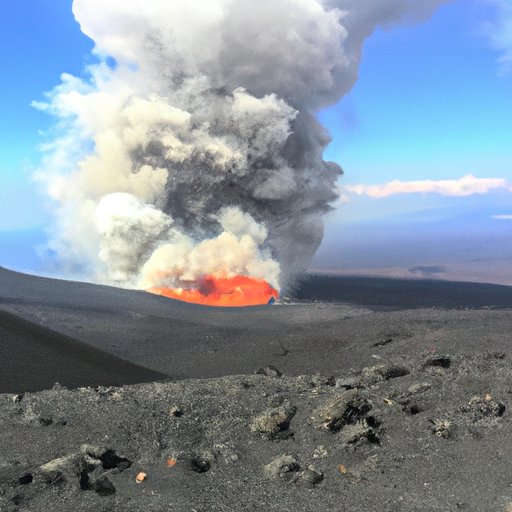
149 274 278 307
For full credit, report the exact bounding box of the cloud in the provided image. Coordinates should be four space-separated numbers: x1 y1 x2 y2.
345 174 511 198
491 214 512 220
479 0 512 75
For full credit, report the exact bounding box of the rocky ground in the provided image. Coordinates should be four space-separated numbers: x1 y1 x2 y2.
2 268 512 511
2 350 512 512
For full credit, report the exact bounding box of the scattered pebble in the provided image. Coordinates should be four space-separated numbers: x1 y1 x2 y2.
312 445 328 459
135 471 147 483
170 405 183 417
11 394 24 404
338 463 348 475
430 419 453 439
373 338 394 347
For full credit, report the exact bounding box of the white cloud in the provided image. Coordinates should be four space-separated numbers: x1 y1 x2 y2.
479 0 512 75
491 214 512 220
345 174 511 198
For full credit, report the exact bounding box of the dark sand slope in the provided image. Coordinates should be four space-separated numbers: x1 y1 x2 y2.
1 267 512 384
294 274 512 309
0 311 167 393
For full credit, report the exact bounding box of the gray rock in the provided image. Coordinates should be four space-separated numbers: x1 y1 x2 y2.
461 395 506 423
90 474 116 496
407 382 432 395
251 401 297 437
80 444 106 459
430 418 454 439
264 455 300 482
37 454 81 483
361 364 410 386
299 465 324 487
315 390 372 432
339 420 381 446
255 366 282 378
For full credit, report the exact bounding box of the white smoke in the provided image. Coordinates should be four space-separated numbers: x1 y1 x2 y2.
38 0 450 291
140 206 280 290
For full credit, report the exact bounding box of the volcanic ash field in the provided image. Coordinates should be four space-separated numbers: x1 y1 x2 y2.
2 350 512 512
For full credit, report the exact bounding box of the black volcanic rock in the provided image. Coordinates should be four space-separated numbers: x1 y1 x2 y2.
1 352 512 511
315 390 372 432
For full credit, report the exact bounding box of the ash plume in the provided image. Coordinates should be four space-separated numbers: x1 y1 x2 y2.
37 0 449 292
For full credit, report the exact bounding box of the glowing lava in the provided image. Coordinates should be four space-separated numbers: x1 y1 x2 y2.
149 274 278 307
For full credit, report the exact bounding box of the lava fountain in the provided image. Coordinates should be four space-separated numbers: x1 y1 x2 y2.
149 274 278 307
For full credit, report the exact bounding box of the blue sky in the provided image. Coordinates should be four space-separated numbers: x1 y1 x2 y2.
0 0 92 230
0 0 511 279
319 0 512 223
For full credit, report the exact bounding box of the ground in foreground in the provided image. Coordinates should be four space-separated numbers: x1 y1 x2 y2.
1 350 512 512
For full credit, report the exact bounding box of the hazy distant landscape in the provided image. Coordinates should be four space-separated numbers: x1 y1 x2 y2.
312 206 512 286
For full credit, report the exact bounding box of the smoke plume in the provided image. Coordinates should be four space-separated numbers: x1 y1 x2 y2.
38 0 449 292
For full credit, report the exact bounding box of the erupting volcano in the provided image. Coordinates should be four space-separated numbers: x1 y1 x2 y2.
38 0 450 305
149 274 278 307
